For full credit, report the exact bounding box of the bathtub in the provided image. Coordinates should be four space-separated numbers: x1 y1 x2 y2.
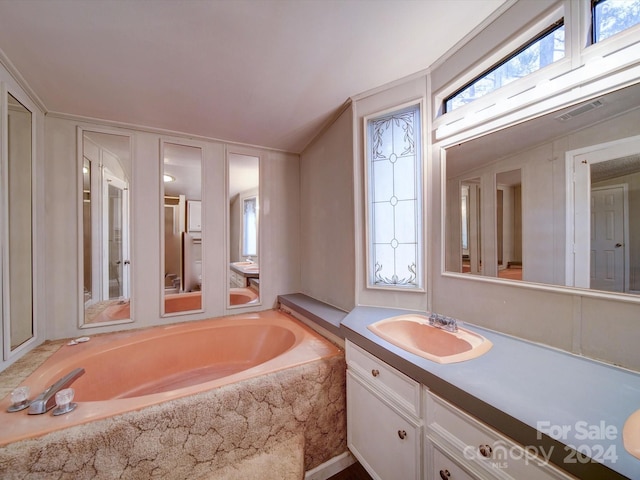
230 286 259 305
164 291 202 312
0 310 340 446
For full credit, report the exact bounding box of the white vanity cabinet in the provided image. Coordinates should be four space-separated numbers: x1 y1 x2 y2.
346 340 423 480
229 269 246 288
426 391 577 480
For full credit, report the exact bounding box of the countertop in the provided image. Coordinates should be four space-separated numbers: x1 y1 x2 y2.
278 295 640 480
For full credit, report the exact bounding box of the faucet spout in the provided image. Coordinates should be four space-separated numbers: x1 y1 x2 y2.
28 367 85 415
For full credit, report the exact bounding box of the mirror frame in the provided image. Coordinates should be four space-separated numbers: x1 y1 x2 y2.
160 138 205 317
77 126 134 328
440 82 640 305
226 149 261 310
1 84 38 360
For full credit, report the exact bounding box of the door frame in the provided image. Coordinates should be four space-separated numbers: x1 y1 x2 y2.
565 134 640 290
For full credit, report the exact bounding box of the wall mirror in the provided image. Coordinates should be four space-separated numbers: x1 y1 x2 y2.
3 92 34 354
161 141 203 315
80 129 132 326
228 153 260 308
445 81 640 298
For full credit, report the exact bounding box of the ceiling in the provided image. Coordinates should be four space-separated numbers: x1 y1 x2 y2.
0 0 507 153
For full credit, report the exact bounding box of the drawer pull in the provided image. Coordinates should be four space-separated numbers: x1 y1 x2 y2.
371 369 380 377
397 429 407 440
439 469 451 479
479 444 493 458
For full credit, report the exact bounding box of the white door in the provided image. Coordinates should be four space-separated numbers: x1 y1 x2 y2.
590 185 625 292
103 170 130 300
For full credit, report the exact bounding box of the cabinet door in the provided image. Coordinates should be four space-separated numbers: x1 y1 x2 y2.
187 200 202 231
347 371 421 480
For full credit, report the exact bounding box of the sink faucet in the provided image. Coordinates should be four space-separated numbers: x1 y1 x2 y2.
28 368 85 414
428 313 458 333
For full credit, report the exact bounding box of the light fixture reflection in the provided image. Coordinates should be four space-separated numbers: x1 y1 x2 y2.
163 174 175 183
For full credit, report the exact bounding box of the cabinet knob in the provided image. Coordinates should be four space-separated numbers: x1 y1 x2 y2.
371 369 380 377
479 444 493 458
439 469 451 479
397 429 407 440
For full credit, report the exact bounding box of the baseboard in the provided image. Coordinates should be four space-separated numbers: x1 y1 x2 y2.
305 451 356 480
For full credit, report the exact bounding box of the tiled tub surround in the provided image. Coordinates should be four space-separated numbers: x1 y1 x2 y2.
0 311 347 478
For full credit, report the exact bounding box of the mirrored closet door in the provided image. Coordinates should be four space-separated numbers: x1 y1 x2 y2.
79 129 132 326
161 141 204 315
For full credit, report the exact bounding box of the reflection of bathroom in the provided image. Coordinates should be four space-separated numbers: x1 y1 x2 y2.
163 143 203 313
228 153 260 306
82 132 132 324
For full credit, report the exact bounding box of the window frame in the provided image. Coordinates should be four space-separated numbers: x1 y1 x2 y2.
590 0 640 45
444 18 566 114
363 100 425 292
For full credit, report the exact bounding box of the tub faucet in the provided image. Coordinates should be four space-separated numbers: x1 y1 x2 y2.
28 367 85 415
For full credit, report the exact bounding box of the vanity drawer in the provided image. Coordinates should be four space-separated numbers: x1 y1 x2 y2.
346 340 420 417
432 446 475 480
427 392 575 480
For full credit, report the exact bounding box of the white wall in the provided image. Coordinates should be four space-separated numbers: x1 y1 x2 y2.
44 115 300 340
299 107 355 312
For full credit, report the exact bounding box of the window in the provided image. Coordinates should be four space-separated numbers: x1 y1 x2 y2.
445 21 565 112
366 103 423 289
592 0 640 43
242 196 258 257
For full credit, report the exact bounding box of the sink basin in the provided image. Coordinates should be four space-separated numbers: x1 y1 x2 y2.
367 314 493 364
233 262 254 267
623 410 640 459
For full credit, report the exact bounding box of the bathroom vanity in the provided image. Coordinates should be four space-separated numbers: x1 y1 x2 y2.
347 340 576 480
278 294 640 480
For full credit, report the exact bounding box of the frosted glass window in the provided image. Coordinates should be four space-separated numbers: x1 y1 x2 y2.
366 104 422 288
242 197 257 257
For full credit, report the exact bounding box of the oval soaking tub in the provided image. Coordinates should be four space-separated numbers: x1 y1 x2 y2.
0 310 340 445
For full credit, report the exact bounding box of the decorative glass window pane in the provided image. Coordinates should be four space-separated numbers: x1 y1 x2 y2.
367 104 422 288
445 21 565 112
592 0 640 43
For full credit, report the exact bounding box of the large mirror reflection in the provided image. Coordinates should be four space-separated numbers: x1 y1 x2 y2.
6 93 33 351
81 130 132 325
445 81 640 297
228 153 260 307
162 141 203 315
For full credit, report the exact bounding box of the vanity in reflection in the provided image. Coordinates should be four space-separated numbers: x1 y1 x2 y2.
228 152 260 307
445 82 640 297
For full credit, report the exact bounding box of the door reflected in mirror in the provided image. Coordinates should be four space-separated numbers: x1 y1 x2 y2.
496 169 522 281
445 81 640 298
571 140 640 294
6 93 34 350
80 131 132 325
228 153 260 307
161 141 203 315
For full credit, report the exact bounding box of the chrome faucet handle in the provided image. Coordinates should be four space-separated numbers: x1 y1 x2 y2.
52 388 77 416
6 386 31 412
427 312 458 332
